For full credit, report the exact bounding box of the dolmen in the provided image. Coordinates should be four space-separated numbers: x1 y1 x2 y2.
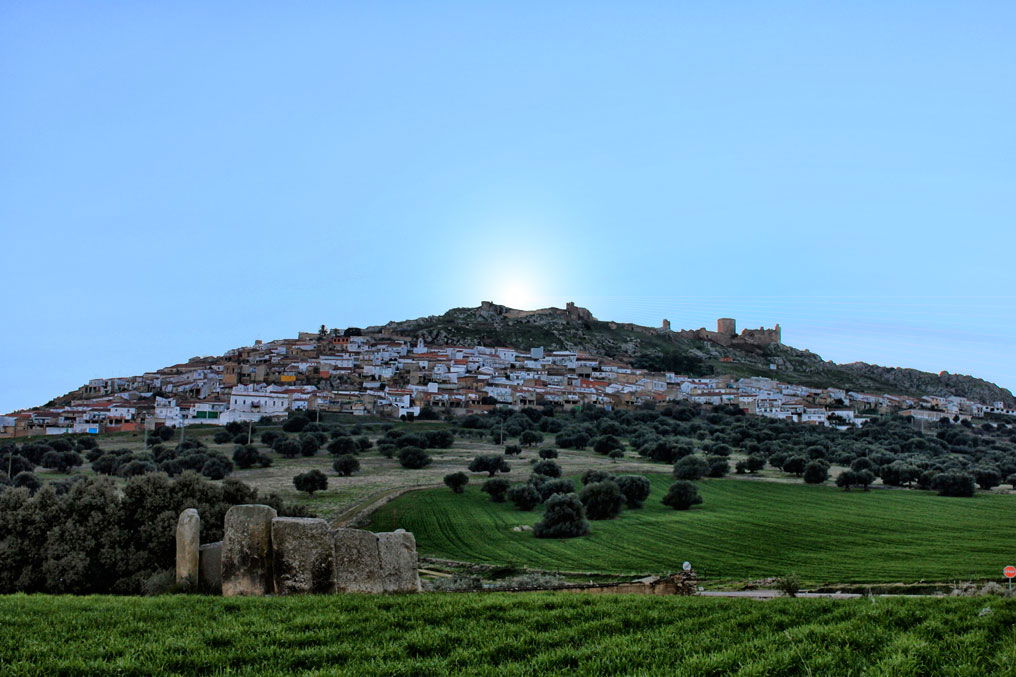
175 505 421 596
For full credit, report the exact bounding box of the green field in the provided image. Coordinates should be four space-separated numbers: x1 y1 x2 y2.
369 477 1016 584
4 594 1016 675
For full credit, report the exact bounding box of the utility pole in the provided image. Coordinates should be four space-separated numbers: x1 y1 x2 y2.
247 419 253 445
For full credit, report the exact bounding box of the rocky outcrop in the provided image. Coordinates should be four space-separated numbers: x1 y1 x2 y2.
840 363 1015 407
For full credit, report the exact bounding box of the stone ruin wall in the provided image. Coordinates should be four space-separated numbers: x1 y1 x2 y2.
175 504 421 596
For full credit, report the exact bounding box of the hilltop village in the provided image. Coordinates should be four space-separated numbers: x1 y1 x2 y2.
3 317 1014 439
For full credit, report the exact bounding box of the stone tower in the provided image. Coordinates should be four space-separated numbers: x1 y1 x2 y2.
662 319 671 331
717 318 736 336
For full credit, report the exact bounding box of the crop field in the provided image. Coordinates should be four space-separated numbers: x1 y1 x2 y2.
4 594 1016 675
369 476 1016 584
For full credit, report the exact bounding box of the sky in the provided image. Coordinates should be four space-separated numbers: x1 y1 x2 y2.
1 2 1014 413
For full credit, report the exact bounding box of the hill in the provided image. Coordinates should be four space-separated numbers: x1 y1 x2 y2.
367 301 1015 405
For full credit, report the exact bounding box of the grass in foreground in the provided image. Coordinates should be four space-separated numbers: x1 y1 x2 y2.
3 594 1016 675
370 476 1016 584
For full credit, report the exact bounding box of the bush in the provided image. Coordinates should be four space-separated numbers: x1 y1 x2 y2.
535 478 575 501
592 435 623 455
482 478 511 503
661 481 703 510
398 447 432 469
538 448 559 459
775 573 802 598
40 450 83 473
520 430 544 447
200 456 233 480
504 445 522 457
533 493 589 538
673 455 708 480
614 475 651 508
579 481 623 520
931 471 976 497
12 471 41 494
298 435 320 457
836 469 875 491
1 454 34 477
120 460 158 477
260 430 280 446
803 461 829 485
213 430 233 444
273 438 301 459
581 469 614 486
293 469 328 495
782 455 808 476
506 483 541 511
232 445 261 469
0 472 310 594
468 455 510 476
282 415 309 433
443 472 469 494
332 454 360 477
532 460 561 478
973 466 1002 491
705 455 729 478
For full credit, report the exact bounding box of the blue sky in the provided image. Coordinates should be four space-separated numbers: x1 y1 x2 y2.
2 2 1014 413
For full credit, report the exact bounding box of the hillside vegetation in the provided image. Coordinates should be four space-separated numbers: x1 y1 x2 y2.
371 477 1016 584
5 594 1016 675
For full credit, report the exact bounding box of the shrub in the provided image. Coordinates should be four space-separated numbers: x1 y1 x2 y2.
931 471 976 497
673 455 708 481
614 475 651 508
504 445 522 457
535 478 575 501
40 450 83 473
506 483 541 511
329 437 361 453
973 466 1002 491
533 493 589 538
12 471 41 494
592 435 623 455
836 469 875 491
532 460 561 478
119 460 158 477
293 469 328 495
200 456 233 480
232 445 261 469
579 481 623 520
775 573 802 597
581 469 614 485
398 447 432 469
273 438 301 458
661 481 703 510
482 478 511 503
423 429 455 449
705 455 729 478
782 455 808 476
803 461 829 485
520 430 544 447
468 455 510 477
298 435 320 457
332 454 360 477
213 430 233 444
282 415 309 433
443 472 469 494
1 454 34 477
538 448 559 459
260 430 280 446
745 454 766 473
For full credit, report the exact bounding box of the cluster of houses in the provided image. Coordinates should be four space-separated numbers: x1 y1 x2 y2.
3 330 1014 439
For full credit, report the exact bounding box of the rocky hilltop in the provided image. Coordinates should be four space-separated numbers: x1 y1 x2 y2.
368 302 1015 406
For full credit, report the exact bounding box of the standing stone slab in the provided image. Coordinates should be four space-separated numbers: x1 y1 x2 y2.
271 517 336 595
222 504 277 596
333 528 384 593
175 508 201 591
377 529 421 593
199 541 222 595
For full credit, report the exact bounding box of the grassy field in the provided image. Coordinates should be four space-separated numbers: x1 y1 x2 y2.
369 476 1016 585
4 594 1016 675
